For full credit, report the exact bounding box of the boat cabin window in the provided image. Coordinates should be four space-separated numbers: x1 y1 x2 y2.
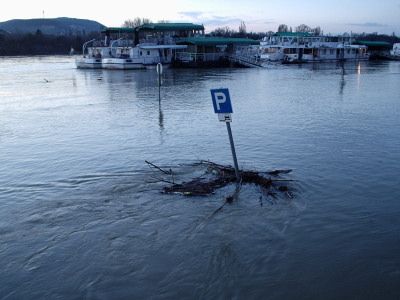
330 49 334 55
147 51 150 56
140 51 143 56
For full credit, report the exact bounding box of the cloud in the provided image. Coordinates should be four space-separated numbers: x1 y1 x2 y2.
178 11 204 19
178 11 243 27
203 16 243 26
263 20 276 24
177 11 275 31
347 22 388 27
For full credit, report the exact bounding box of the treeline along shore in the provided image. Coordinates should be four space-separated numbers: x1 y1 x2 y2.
0 31 99 56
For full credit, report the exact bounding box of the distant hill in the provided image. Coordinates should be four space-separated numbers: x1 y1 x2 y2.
0 17 105 36
0 29 9 36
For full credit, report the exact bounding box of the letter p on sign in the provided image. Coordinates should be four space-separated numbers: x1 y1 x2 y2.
211 88 233 114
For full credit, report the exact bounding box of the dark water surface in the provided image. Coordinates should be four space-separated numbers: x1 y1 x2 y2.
1 56 400 299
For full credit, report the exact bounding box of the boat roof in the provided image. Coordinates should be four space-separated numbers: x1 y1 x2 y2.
177 37 259 46
135 23 204 32
355 40 392 48
138 44 188 50
274 32 312 37
102 27 135 34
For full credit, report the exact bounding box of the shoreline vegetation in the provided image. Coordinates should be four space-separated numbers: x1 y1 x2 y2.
0 31 99 56
0 18 399 56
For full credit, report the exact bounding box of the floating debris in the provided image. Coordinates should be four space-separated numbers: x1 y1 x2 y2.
145 160 294 198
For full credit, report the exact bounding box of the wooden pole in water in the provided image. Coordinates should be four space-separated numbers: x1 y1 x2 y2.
157 63 163 102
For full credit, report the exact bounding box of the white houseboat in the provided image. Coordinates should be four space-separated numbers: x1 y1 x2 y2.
101 43 187 70
390 43 400 59
75 39 111 69
76 24 201 70
259 32 369 63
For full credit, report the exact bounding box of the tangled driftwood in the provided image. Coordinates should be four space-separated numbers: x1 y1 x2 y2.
145 160 294 199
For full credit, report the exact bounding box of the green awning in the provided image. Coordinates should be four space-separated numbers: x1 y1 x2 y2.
177 37 259 46
274 32 311 37
356 41 392 48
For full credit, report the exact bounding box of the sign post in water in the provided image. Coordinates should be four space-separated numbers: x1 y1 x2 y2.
210 88 240 182
156 63 163 102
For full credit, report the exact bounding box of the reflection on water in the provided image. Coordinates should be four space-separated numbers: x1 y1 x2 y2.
339 63 346 95
0 57 400 299
159 102 164 130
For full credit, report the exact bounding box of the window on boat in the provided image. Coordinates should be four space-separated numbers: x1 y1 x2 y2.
330 49 334 55
147 51 150 55
140 51 143 56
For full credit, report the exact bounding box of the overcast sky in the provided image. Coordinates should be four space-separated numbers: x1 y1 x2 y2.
1 0 399 34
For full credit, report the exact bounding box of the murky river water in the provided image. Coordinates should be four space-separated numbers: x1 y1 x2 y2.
1 56 400 299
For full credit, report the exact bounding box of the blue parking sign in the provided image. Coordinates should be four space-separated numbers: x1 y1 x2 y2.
211 88 233 114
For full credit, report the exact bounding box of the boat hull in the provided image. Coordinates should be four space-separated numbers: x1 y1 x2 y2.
101 58 145 70
75 58 102 69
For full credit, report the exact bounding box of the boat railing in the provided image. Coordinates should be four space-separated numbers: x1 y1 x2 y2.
110 39 134 47
82 39 96 56
227 53 263 67
175 52 225 62
139 37 176 45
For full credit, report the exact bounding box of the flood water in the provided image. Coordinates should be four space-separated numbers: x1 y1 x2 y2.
1 56 400 299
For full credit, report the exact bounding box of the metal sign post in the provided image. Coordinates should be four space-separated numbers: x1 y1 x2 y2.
156 63 163 102
210 88 240 182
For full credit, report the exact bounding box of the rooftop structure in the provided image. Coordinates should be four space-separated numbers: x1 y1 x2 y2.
177 37 259 46
134 22 205 45
355 41 392 49
273 32 312 37
135 23 204 32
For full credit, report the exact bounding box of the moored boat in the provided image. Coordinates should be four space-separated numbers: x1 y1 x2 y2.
260 32 369 64
75 39 110 69
389 43 400 60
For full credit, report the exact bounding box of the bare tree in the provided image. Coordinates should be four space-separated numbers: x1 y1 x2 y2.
295 24 312 33
277 24 289 32
122 19 136 28
122 17 152 28
312 26 322 36
210 26 235 37
238 21 247 36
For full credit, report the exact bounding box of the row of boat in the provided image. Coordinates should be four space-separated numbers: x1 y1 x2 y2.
258 33 370 63
76 39 187 69
75 26 400 69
